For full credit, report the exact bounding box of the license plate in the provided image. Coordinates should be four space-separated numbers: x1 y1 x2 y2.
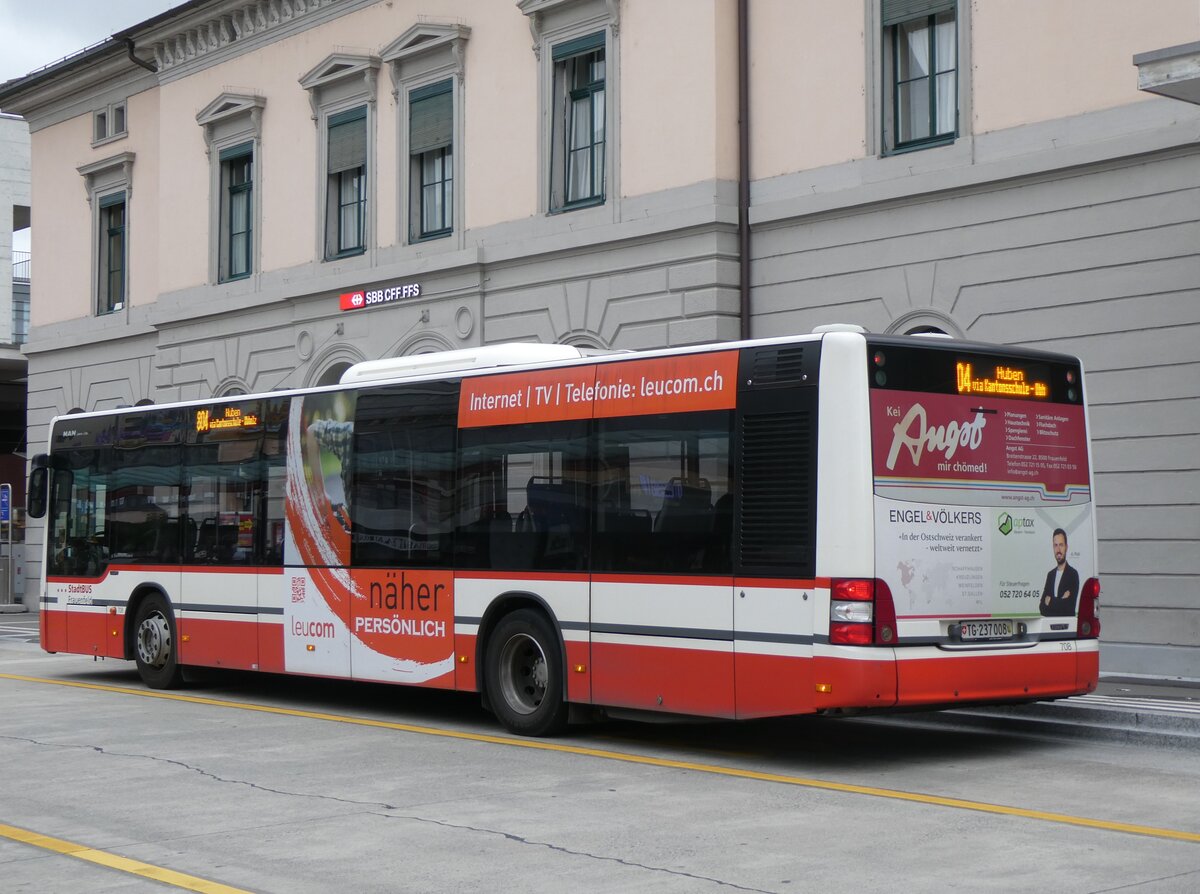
957 619 1015 641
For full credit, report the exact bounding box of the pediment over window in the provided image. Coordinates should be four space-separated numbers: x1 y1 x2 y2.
196 92 265 153
381 23 471 66
299 52 381 121
77 151 135 203
382 23 471 96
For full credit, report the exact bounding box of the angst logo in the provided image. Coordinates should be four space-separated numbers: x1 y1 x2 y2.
886 403 987 470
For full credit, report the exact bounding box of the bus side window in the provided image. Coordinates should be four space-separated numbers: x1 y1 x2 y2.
594 411 733 575
456 420 589 572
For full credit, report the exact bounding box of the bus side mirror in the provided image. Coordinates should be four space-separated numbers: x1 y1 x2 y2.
27 465 48 519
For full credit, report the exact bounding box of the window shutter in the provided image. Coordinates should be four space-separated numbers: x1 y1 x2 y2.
327 106 367 174
219 141 253 163
882 0 955 26
552 31 604 61
409 81 452 156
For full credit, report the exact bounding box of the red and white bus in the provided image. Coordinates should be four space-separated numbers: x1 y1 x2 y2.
27 327 1099 735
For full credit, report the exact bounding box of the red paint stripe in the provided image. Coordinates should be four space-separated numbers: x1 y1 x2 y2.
178 617 259 671
897 651 1094 705
48 564 284 584
591 641 735 717
735 577 823 590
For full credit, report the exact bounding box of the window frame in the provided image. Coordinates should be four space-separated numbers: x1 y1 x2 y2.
872 0 969 158
77 151 135 318
521 0 620 218
92 100 128 147
408 79 454 241
325 105 369 259
98 192 127 315
552 33 607 211
219 143 254 281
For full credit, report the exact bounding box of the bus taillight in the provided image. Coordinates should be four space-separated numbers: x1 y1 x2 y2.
1078 577 1101 639
830 579 897 646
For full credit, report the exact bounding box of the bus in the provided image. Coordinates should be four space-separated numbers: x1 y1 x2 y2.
26 326 1100 736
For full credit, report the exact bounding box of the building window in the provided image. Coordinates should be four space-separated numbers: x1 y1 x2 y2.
93 102 127 145
882 1 957 152
98 192 126 314
551 33 606 210
301 54 379 263
326 106 368 258
219 144 253 281
198 93 265 284
409 80 453 240
383 23 469 248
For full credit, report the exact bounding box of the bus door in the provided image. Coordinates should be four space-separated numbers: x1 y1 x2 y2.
731 345 820 719
281 391 355 680
591 411 736 718
346 383 459 689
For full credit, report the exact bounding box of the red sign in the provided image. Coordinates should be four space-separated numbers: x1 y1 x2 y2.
871 390 1090 494
339 291 366 311
458 351 740 427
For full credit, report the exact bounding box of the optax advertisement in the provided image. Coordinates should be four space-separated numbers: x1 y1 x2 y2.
870 389 1094 623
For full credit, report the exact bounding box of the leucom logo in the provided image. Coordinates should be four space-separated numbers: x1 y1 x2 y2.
339 291 366 311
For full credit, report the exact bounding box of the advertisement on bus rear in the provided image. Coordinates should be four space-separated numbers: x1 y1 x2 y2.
870 388 1094 623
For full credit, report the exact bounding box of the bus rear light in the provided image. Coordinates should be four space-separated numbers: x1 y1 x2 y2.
829 579 898 646
832 579 874 602
1078 577 1100 639
829 622 874 646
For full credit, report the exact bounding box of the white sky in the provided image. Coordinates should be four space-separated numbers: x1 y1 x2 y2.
2 1 183 249
0 0 182 85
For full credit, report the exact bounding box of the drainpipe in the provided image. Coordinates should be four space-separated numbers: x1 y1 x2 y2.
738 0 751 340
124 38 158 73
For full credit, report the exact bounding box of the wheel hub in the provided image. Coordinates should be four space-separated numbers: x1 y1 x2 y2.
136 611 172 669
498 632 548 715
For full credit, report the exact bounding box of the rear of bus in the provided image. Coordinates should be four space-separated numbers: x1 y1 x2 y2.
817 331 1099 709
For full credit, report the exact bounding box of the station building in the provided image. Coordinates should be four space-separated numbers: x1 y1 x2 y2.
0 0 1197 676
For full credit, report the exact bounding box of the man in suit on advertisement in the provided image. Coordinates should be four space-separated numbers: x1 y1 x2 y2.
1040 527 1080 617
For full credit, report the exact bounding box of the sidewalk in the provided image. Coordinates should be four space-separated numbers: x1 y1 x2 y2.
931 674 1200 749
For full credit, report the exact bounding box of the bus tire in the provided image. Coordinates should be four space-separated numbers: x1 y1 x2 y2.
485 609 568 737
133 594 184 690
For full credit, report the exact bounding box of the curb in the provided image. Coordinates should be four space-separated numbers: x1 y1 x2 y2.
899 697 1200 750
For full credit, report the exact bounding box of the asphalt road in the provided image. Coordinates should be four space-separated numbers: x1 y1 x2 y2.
1 614 1197 893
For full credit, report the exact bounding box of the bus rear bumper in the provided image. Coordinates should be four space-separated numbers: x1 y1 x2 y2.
893 641 1099 707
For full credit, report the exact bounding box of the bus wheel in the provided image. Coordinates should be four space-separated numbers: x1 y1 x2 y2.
485 609 568 737
133 594 183 689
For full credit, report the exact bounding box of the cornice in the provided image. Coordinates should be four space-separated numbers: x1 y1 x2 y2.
0 47 148 126
139 0 377 84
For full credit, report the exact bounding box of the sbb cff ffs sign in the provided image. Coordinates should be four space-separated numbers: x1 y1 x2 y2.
339 282 421 311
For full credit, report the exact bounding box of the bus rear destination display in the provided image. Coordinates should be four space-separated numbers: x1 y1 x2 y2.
955 362 1049 400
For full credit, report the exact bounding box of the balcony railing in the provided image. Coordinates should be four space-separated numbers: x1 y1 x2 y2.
12 251 30 282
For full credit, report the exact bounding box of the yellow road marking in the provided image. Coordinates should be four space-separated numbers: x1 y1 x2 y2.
4 671 1199 845
0 822 254 893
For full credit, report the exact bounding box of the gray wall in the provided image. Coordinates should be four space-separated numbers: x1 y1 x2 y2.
750 140 1200 679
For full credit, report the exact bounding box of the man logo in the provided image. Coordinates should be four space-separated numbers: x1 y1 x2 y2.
998 512 1013 536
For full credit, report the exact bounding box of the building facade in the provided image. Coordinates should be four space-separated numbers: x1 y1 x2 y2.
0 0 1197 675
0 112 31 532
